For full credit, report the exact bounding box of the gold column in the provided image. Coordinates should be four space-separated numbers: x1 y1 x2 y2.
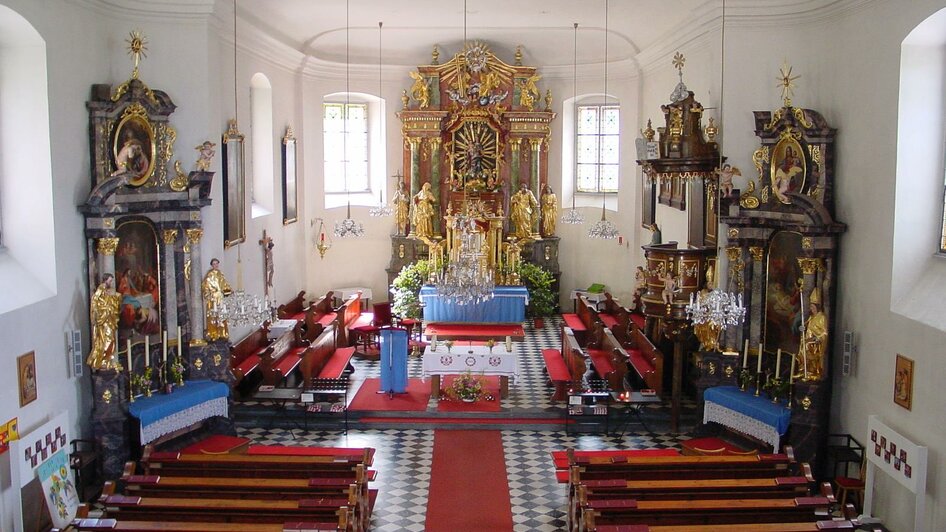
97 237 120 279
429 137 442 234
185 228 206 346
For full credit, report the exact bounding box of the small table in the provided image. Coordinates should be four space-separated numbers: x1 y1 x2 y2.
703 385 791 450
570 290 607 311
422 344 519 399
330 286 373 308
609 391 663 436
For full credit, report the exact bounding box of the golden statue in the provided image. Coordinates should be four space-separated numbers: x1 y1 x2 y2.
202 258 233 341
87 273 122 370
408 71 430 109
510 183 538 239
518 73 541 111
795 288 827 381
411 182 437 240
392 180 411 236
540 184 557 237
693 265 722 352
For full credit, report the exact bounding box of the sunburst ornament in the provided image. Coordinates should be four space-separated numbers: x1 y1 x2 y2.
778 61 800 107
125 30 149 79
670 51 689 102
672 52 686 72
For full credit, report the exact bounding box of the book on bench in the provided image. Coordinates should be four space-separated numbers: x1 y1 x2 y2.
640 389 657 396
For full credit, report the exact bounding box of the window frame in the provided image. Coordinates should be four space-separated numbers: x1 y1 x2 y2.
575 102 620 195
323 100 370 195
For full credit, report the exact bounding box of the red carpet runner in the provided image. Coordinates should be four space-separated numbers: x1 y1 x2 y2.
347 378 431 411
426 430 514 531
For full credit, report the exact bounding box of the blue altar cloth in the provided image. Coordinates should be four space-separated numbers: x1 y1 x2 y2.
703 385 791 435
420 285 529 323
128 380 229 428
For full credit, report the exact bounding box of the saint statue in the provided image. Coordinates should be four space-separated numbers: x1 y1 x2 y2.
202 258 233 341
87 273 122 370
648 223 662 245
510 183 538 239
795 288 827 381
411 182 437 240
693 265 722 352
392 180 411 236
408 71 430 109
540 184 557 237
195 141 216 171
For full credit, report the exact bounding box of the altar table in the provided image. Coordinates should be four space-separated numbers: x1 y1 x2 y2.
127 380 229 444
422 343 519 399
420 285 528 323
703 385 791 450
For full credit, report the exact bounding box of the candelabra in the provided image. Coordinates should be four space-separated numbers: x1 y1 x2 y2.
685 288 746 352
433 213 495 305
210 289 273 328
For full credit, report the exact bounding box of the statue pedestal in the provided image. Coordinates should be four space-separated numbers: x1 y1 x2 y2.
90 369 131 478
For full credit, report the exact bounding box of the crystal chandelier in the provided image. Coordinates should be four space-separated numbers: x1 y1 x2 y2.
561 22 584 226
685 287 746 351
588 203 619 239
334 201 365 237
211 289 273 328
588 2 617 240
433 212 495 305
369 21 393 218
334 0 365 237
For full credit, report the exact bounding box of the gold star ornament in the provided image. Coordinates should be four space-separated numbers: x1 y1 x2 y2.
126 30 149 79
672 52 686 73
777 61 800 106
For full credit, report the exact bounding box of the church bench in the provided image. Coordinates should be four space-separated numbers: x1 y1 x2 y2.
588 517 857 532
299 291 337 344
277 290 308 321
230 324 273 384
141 447 373 479
542 326 588 401
258 323 309 386
624 325 664 396
333 292 363 348
566 449 797 481
298 324 356 383
68 515 352 532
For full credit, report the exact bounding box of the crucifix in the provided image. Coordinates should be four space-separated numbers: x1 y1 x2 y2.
259 230 274 297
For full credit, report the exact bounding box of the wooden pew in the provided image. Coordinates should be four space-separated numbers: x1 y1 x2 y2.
586 324 628 393
230 323 273 385
277 290 308 320
334 292 362 349
586 516 857 532
299 324 356 384
69 512 352 532
141 447 373 479
542 326 588 401
567 449 797 481
258 324 309 386
299 291 337 344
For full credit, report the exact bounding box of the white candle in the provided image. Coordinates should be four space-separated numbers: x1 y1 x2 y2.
789 353 796 384
144 336 150 367
163 331 168 365
177 326 182 359
757 343 763 373
775 349 782 379
506 335 512 352
742 339 749 368
127 339 132 371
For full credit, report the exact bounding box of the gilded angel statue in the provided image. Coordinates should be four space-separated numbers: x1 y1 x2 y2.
409 71 430 109
518 73 541 111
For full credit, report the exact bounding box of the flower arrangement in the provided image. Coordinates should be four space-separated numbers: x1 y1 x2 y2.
738 368 754 391
450 371 485 402
167 356 185 387
763 376 790 403
486 339 495 353
130 367 153 397
444 340 454 353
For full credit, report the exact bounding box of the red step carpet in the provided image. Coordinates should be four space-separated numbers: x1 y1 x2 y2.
437 375 502 412
347 378 431 411
424 323 525 341
426 430 514 531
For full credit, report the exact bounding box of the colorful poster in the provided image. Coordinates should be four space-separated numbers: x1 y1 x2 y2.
36 449 79 528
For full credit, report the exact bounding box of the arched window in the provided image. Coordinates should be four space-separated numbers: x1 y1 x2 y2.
250 72 274 218
561 94 620 211
323 92 386 209
0 5 56 314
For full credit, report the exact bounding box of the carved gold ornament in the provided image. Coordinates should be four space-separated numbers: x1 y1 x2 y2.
104 218 115 229
213 354 222 367
798 257 821 275
185 228 203 245
724 365 734 378
162 229 178 245
728 228 739 239
802 237 813 250
194 358 203 370
97 237 120 256
708 362 717 376
726 247 741 262
801 396 812 410
749 246 765 262
169 160 189 191
102 389 113 404
398 244 405 259
184 259 192 281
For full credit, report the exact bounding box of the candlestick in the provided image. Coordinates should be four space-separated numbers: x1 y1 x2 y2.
742 339 749 368
775 349 781 379
145 335 150 367
177 326 182 359
757 343 763 373
789 353 796 384
505 335 512 352
127 339 132 371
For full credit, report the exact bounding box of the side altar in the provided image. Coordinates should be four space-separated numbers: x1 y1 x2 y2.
387 42 560 301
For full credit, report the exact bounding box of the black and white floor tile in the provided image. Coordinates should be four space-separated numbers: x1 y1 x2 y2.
234 315 702 531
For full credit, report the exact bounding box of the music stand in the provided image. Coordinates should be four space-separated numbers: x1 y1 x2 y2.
379 327 408 397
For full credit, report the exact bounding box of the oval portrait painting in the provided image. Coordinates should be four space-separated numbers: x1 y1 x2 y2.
112 112 156 187
769 137 806 204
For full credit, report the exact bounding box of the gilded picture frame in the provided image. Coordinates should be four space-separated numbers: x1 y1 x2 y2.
222 119 246 248
17 351 37 407
112 106 157 187
769 136 807 205
281 126 298 225
894 354 914 410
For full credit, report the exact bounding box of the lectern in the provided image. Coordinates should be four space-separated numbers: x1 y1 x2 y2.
379 327 409 395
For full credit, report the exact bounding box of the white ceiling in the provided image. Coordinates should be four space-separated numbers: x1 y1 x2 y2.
237 0 709 69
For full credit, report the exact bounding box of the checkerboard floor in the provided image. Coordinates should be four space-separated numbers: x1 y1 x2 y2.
235 316 702 531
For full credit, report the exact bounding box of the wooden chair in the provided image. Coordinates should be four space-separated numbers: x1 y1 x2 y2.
835 456 865 512
351 301 392 355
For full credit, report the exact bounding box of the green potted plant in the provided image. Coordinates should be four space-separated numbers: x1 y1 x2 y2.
391 260 435 320
516 262 556 328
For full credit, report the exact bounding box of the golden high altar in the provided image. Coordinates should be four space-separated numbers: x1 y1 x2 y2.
387 42 560 293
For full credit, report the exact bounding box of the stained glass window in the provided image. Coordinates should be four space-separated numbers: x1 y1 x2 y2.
323 102 369 193
576 104 620 193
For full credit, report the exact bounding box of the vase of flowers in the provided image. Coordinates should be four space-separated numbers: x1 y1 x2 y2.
486 339 495 354
444 340 454 354
450 370 485 402
763 376 790 404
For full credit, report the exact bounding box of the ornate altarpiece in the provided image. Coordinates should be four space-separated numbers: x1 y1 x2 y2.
388 42 560 293
700 92 846 475
80 68 228 477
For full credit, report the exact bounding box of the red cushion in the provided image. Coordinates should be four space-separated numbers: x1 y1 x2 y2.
555 470 569 483
274 352 302 376
289 311 307 321
835 476 865 488
181 435 250 455
562 313 586 331
248 445 372 461
319 347 355 378
352 313 374 328
587 348 615 377
600 313 620 328
550 449 680 470
234 354 260 377
628 348 654 377
317 313 336 326
542 349 570 382
630 313 646 329
399 318 419 326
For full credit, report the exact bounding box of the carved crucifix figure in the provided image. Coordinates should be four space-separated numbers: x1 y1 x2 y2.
259 230 274 297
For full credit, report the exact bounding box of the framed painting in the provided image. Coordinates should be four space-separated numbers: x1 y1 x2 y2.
769 136 807 204
114 218 162 340
282 126 298 225
222 119 246 248
894 354 914 410
763 230 804 356
112 106 156 187
17 352 36 407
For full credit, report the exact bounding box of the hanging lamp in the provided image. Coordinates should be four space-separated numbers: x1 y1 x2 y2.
334 0 366 237
369 21 393 218
561 22 585 226
588 0 619 239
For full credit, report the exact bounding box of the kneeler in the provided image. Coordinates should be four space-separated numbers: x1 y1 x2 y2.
379 327 409 395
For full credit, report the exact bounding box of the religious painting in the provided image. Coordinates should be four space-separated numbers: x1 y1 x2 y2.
894 354 914 410
769 136 806 204
222 119 246 247
763 231 804 356
114 218 162 340
281 126 298 225
449 118 501 192
17 352 37 407
111 106 156 187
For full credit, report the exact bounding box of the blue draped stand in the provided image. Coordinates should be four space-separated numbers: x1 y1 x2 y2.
703 385 791 450
420 285 529 323
379 328 409 394
127 380 229 444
